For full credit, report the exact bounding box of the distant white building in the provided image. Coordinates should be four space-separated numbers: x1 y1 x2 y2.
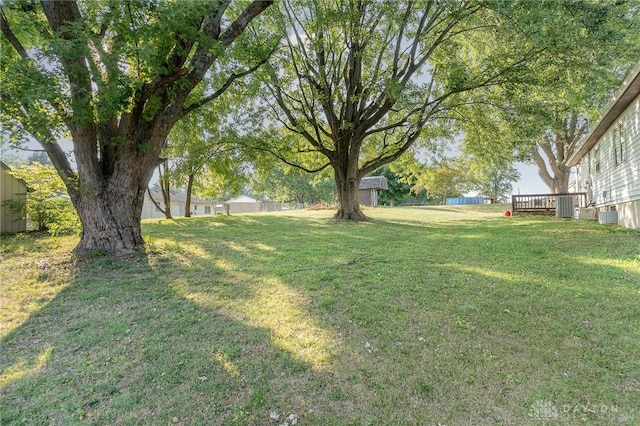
223 195 296 214
142 189 214 219
567 60 640 229
222 195 259 214
225 195 259 203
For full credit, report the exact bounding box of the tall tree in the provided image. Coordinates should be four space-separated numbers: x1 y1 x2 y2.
468 158 520 203
412 158 471 205
261 0 580 220
0 0 273 256
459 0 640 193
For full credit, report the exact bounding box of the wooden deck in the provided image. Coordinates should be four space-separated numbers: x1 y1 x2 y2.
511 193 588 215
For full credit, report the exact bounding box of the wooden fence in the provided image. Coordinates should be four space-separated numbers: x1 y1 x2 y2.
511 193 587 215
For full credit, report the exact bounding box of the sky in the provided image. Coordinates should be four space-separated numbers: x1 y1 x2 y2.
512 162 549 195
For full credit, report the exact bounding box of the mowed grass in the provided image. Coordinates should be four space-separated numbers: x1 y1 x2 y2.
1 205 639 425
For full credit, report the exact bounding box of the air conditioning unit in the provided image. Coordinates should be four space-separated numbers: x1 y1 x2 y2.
556 195 574 218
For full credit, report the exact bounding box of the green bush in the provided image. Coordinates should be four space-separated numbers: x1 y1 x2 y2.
6 162 80 236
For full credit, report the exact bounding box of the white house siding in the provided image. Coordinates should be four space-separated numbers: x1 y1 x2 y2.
141 200 165 219
141 193 175 219
617 199 639 229
576 97 640 228
141 191 214 219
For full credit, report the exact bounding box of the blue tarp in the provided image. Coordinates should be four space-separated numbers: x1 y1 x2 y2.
445 197 485 205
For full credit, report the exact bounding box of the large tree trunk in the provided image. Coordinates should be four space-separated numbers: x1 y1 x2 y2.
549 169 571 193
68 123 171 258
534 114 586 194
333 164 367 221
533 143 572 193
22 0 273 258
73 177 148 258
68 120 174 258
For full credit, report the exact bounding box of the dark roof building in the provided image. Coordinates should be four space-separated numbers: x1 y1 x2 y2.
358 176 388 207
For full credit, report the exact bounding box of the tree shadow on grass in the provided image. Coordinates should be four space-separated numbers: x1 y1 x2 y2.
169 213 640 424
0 253 329 425
3 214 639 425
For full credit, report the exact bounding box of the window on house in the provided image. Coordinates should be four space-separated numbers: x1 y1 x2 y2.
205 206 211 214
194 205 197 210
613 122 626 165
594 146 601 173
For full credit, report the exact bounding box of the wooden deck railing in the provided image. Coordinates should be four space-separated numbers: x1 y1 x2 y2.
511 193 587 215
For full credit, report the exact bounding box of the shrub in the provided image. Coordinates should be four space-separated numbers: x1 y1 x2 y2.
6 162 80 236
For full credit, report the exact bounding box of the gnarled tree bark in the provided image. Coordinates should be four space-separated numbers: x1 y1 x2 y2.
1 0 273 257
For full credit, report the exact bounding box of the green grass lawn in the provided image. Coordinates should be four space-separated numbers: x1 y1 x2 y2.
1 205 639 425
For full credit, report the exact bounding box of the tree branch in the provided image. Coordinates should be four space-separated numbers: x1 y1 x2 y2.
182 59 268 116
251 144 331 174
186 0 272 89
360 127 422 176
1 7 69 121
266 70 335 158
531 145 554 190
147 188 167 215
0 8 29 58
